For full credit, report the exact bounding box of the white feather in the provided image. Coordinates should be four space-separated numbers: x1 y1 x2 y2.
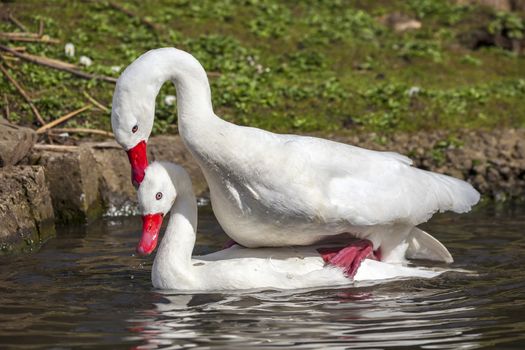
112 48 479 262
141 162 442 291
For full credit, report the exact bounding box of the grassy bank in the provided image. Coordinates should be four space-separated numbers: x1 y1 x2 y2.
1 0 525 137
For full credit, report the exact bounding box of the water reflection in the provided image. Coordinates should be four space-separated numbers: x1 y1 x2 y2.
127 282 485 349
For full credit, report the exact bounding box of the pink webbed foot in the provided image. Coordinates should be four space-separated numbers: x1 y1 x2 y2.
317 239 379 278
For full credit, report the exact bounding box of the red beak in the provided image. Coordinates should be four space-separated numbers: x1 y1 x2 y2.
137 213 164 256
127 140 148 187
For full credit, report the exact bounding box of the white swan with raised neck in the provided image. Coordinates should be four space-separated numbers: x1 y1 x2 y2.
112 48 479 263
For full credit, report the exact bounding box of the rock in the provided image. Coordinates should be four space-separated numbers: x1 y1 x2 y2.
473 161 487 175
445 168 464 179
34 146 104 223
515 139 525 159
378 13 422 32
333 128 525 199
88 142 138 216
487 166 500 183
0 119 37 167
0 166 55 254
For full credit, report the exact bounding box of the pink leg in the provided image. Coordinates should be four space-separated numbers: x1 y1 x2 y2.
317 239 377 278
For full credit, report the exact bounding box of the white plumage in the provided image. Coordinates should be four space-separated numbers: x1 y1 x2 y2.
138 162 441 291
112 48 479 263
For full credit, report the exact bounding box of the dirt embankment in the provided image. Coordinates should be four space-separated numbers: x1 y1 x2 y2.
1 118 524 254
330 128 525 201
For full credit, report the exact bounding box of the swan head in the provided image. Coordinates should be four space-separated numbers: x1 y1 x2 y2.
111 53 158 187
112 48 213 188
136 162 177 255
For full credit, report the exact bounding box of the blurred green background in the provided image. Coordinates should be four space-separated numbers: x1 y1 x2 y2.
1 0 524 137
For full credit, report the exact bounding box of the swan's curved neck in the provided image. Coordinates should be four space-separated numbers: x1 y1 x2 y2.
153 184 198 279
118 48 219 138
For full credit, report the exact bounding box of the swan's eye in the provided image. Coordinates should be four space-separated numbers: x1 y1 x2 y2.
132 125 138 133
155 192 163 200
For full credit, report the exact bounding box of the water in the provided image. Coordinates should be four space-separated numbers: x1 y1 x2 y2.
0 204 524 349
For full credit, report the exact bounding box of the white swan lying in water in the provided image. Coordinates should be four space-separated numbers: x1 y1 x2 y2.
137 161 441 291
112 48 479 268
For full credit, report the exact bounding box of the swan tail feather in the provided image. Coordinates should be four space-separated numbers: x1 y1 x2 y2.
426 171 480 214
406 227 453 263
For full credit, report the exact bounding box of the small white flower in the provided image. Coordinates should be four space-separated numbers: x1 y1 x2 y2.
79 55 93 67
64 43 75 57
407 86 421 97
110 65 122 73
164 95 176 106
255 64 263 74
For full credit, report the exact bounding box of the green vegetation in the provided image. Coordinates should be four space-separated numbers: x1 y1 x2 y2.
0 0 524 137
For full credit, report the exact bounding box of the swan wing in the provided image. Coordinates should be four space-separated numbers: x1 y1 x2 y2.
236 132 480 227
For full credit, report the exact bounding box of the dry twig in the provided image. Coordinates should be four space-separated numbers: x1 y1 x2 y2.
7 13 28 32
0 45 117 83
0 34 60 44
38 19 44 37
36 105 93 134
0 34 59 44
3 94 9 120
34 144 78 152
0 54 19 63
0 62 46 126
1 16 58 44
51 127 114 137
0 56 16 67
0 32 40 38
83 91 109 112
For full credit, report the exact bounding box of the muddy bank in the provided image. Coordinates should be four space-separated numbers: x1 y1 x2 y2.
329 128 525 201
1 123 524 253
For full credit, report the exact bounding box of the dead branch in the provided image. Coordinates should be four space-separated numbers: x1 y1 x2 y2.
0 45 117 83
16 50 75 68
83 91 109 112
1 17 58 44
3 94 9 119
108 1 161 32
8 14 28 32
34 144 79 152
51 127 114 137
12 50 75 68
38 19 44 37
0 32 40 38
0 56 17 67
36 104 93 134
0 62 46 126
0 34 60 44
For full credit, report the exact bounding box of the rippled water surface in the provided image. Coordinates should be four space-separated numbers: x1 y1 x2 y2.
0 204 524 349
